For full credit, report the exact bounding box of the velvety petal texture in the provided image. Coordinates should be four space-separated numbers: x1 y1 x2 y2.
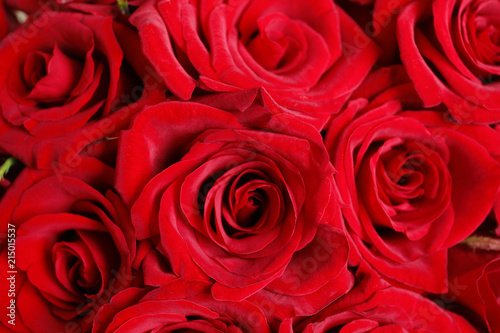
279 286 479 332
248 224 354 320
129 0 380 128
115 89 349 302
0 156 136 332
93 279 271 333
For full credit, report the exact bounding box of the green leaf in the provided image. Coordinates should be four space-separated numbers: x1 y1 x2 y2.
0 157 16 182
117 0 129 15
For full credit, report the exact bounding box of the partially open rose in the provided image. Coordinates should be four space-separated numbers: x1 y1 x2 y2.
398 0 500 123
130 0 380 128
0 156 136 332
0 10 160 169
324 74 500 292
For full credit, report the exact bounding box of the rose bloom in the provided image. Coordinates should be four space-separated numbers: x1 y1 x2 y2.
324 66 500 292
92 279 271 333
447 243 500 332
0 156 135 332
398 0 500 124
129 0 380 128
279 286 479 332
0 10 160 169
116 89 353 305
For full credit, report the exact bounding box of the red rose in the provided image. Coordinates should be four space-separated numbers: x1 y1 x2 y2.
0 10 161 169
447 244 500 333
279 287 479 332
129 0 380 128
398 0 500 124
116 89 352 303
324 68 500 292
93 279 271 333
0 156 136 332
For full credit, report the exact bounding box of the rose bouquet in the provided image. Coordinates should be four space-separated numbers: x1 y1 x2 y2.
0 0 499 332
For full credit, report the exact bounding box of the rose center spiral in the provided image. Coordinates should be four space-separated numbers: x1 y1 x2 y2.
245 13 306 71
234 188 265 228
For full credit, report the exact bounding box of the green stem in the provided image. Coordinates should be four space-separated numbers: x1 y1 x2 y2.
462 235 500 251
